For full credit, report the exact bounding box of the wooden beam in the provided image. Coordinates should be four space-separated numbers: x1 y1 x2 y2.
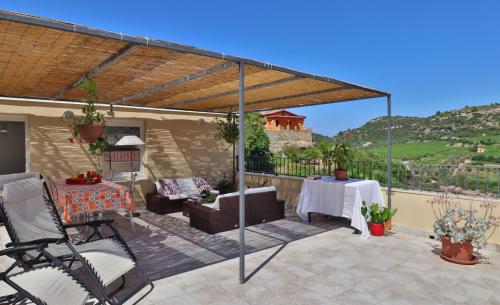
207 86 350 112
155 76 302 108
52 43 137 100
112 61 236 105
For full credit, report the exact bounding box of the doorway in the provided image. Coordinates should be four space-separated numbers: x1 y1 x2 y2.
0 120 26 174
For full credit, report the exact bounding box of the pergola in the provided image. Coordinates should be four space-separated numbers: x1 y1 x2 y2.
0 10 392 283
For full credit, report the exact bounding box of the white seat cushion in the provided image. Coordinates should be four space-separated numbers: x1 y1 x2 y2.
2 267 90 305
210 186 276 210
176 178 200 195
29 238 136 286
166 194 190 200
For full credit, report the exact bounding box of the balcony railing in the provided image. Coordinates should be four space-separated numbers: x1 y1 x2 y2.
242 156 500 197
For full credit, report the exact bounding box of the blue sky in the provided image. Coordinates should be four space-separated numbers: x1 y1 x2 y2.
2 1 500 136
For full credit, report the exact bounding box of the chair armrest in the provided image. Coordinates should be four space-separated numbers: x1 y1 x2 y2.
188 204 224 234
5 238 61 248
63 219 114 229
0 244 41 257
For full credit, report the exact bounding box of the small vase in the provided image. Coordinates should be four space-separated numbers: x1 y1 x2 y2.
370 223 385 236
384 218 393 231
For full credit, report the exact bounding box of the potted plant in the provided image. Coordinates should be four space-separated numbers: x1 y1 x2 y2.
331 141 353 180
430 186 498 264
68 79 106 143
361 202 397 236
215 174 236 195
215 113 239 185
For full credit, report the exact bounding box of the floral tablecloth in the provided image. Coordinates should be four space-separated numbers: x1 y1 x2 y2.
53 179 135 222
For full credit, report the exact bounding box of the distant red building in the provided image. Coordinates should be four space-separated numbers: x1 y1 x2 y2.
260 109 306 131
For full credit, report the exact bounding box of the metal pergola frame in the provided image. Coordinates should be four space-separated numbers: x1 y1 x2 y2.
235 63 392 283
0 10 393 285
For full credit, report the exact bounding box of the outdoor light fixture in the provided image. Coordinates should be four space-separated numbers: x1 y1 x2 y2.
62 110 74 120
115 135 144 217
115 135 144 178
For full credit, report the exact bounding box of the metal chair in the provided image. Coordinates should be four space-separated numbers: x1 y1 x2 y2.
0 242 105 305
0 178 153 305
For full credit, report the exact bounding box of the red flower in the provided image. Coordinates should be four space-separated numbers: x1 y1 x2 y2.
68 137 74 143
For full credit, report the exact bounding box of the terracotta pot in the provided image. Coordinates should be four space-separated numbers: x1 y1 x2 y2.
384 218 393 231
334 170 348 181
440 235 473 262
370 223 385 236
75 124 104 143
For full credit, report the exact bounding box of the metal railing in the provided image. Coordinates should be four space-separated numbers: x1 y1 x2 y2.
242 156 500 197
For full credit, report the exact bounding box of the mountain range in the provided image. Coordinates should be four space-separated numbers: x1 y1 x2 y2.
314 103 499 148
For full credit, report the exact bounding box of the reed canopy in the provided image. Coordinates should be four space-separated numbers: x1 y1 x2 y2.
0 10 388 113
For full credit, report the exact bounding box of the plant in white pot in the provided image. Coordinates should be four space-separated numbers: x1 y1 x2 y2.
68 79 106 143
431 186 499 264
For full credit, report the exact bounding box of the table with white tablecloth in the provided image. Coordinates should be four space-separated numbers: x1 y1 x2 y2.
296 177 385 238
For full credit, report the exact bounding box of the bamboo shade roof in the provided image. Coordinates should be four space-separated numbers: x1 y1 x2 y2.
0 10 389 113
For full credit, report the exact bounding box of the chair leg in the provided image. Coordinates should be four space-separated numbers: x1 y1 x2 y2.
108 275 126 297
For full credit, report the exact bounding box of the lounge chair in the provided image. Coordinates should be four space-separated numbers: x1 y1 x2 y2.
0 172 40 192
0 178 153 305
0 242 104 305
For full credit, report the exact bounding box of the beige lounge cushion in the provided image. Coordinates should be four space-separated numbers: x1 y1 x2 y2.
210 186 276 210
27 238 136 286
0 267 90 305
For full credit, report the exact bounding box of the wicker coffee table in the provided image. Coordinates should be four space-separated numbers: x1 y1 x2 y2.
182 196 217 217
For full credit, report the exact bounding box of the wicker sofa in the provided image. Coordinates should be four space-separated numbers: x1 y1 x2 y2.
187 186 285 234
146 177 218 215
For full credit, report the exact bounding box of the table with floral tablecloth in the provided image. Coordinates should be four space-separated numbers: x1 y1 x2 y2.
53 179 135 222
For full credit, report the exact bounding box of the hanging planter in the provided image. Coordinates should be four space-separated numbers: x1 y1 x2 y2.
63 79 106 143
75 124 105 143
63 78 107 171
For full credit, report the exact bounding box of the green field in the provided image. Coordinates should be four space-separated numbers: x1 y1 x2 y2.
361 140 500 166
363 142 468 163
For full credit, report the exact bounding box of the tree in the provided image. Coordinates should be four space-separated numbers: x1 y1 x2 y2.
283 146 301 162
214 113 239 185
316 140 334 175
244 112 270 158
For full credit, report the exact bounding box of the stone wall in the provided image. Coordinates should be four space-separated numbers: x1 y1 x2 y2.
265 129 313 153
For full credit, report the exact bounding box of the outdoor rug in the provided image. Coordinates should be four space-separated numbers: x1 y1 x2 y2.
100 210 350 281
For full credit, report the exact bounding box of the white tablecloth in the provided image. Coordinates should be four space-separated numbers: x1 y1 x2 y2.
296 177 385 239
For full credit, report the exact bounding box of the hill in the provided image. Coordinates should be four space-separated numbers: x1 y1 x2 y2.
313 103 500 165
